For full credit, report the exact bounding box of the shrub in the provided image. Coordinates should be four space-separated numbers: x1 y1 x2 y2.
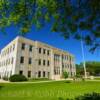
75 92 100 100
60 92 100 100
62 71 68 79
9 74 28 82
2 76 9 81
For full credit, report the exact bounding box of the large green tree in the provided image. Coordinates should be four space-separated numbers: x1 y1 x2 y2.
0 0 100 51
76 61 100 76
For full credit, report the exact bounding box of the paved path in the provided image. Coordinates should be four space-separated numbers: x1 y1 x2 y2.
0 79 72 84
0 79 100 84
0 79 9 83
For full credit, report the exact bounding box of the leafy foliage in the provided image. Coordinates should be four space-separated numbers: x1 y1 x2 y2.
74 92 100 100
76 61 100 76
63 71 68 79
9 74 28 82
0 0 100 51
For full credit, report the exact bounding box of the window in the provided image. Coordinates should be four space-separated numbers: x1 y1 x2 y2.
43 71 45 77
28 71 31 77
19 70 23 75
11 57 14 64
47 60 50 66
8 48 9 54
38 71 41 77
43 49 46 54
47 50 50 55
22 43 25 50
13 44 15 51
29 45 32 52
38 59 41 65
43 60 45 66
48 72 50 78
20 56 24 64
39 48 41 53
29 57 32 64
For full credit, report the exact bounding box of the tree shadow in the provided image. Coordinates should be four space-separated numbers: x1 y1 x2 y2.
0 86 3 91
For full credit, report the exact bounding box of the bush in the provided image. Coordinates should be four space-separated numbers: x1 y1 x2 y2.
60 92 100 100
75 92 100 100
2 76 9 81
63 71 68 79
9 74 28 82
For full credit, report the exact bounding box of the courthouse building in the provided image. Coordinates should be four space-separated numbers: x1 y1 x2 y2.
0 36 76 80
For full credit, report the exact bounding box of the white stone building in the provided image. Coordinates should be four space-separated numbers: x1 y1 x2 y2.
0 36 76 80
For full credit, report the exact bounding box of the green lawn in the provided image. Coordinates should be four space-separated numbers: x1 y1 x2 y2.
28 78 51 82
0 81 100 100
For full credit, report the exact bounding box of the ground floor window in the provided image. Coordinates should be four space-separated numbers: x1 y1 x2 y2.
28 71 31 78
19 70 23 75
48 72 50 78
38 71 41 77
43 71 45 77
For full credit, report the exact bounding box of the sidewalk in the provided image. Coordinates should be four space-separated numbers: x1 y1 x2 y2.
0 79 9 83
0 79 72 84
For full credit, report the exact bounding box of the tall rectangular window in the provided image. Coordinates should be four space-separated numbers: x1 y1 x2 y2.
47 50 49 55
13 44 15 51
38 59 41 65
43 71 45 77
43 49 46 54
29 45 32 52
20 56 24 64
22 43 25 50
38 71 41 77
47 60 50 66
39 48 41 53
29 57 32 64
28 71 31 77
48 72 50 78
43 60 45 66
11 57 14 64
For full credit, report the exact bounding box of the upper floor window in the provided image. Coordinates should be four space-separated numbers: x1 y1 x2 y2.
43 49 46 54
29 57 32 64
8 48 9 54
38 59 41 65
13 44 15 51
39 48 41 54
29 45 32 52
21 43 25 50
43 60 45 66
47 60 50 66
11 57 14 64
47 50 50 55
10 46 12 52
20 56 24 64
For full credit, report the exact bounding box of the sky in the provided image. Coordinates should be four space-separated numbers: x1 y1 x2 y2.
0 24 100 64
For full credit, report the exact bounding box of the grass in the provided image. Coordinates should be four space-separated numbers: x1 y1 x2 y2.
28 78 51 82
0 81 100 100
94 77 100 80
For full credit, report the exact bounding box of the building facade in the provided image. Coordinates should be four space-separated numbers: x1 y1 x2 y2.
0 36 76 80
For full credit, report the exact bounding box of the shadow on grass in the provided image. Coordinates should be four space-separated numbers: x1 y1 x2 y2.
58 92 100 100
64 81 71 83
0 86 3 90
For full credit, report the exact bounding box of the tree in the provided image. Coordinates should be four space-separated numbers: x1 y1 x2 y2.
76 61 100 76
0 0 100 51
63 71 68 79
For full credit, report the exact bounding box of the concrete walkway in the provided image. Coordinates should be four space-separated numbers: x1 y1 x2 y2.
0 79 9 83
0 79 72 84
0 79 100 84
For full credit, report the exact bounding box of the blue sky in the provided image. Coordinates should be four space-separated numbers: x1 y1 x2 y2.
0 24 100 64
